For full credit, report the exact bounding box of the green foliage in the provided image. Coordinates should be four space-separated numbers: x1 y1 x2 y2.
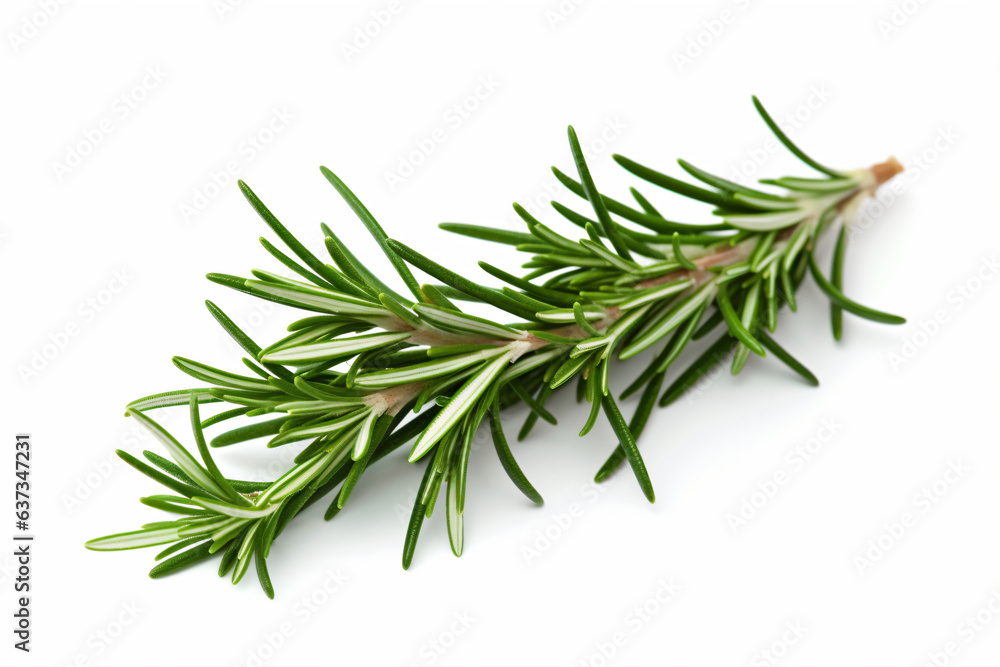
89 97 905 597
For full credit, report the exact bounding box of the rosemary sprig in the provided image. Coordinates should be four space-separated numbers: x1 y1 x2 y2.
88 97 906 597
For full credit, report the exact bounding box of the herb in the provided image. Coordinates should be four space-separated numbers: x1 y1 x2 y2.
87 97 906 597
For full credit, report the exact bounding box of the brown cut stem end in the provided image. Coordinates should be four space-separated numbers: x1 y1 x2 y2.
871 156 903 186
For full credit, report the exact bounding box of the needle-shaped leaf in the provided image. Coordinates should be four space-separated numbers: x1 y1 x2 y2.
351 409 380 460
550 171 731 234
205 301 295 382
210 417 290 448
377 292 421 328
751 96 843 177
830 226 847 340
567 125 632 260
601 392 655 503
409 350 513 461
537 305 605 324
478 261 578 307
579 238 638 272
716 282 766 357
613 154 752 211
517 382 556 439
321 223 415 306
671 232 697 270
413 303 527 340
573 302 603 337
154 535 207 560
126 389 218 413
723 209 806 232
261 331 411 365
267 410 369 448
322 235 381 299
420 283 462 311
756 330 819 386
490 400 543 504
439 222 536 246
354 346 507 388
86 525 183 551
245 277 388 318
189 397 248 506
171 358 272 392
258 237 339 292
141 495 207 516
445 467 465 557
808 253 905 324
402 455 437 570
319 166 423 300
659 334 738 407
388 239 541 321
238 180 370 298
128 410 229 499
595 360 667 483
677 159 792 200
630 187 662 215
338 415 393 509
620 282 716 359
149 541 215 579
191 496 278 519
619 277 694 311
509 380 558 426
254 539 274 599
116 450 205 498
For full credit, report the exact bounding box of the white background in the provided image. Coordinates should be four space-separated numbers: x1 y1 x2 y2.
3 1 999 665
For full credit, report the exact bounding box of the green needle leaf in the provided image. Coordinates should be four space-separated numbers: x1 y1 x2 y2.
612 153 748 211
677 159 792 200
595 364 666 483
190 397 249 506
808 253 905 324
402 455 437 570
671 232 697 270
254 539 274 599
205 301 295 382
601 392 655 503
319 166 423 301
573 302 603 337
261 331 411 365
490 400 543 504
127 410 229 499
630 187 662 216
149 541 215 579
509 381 557 426
439 222 536 246
321 223 415 306
567 125 632 260
116 450 205 498
410 350 514 461
830 226 847 340
659 334 738 407
716 282 766 357
478 261 578 307
756 330 820 386
86 525 183 551
388 239 541 321
237 180 371 299
751 96 842 178
413 302 527 340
